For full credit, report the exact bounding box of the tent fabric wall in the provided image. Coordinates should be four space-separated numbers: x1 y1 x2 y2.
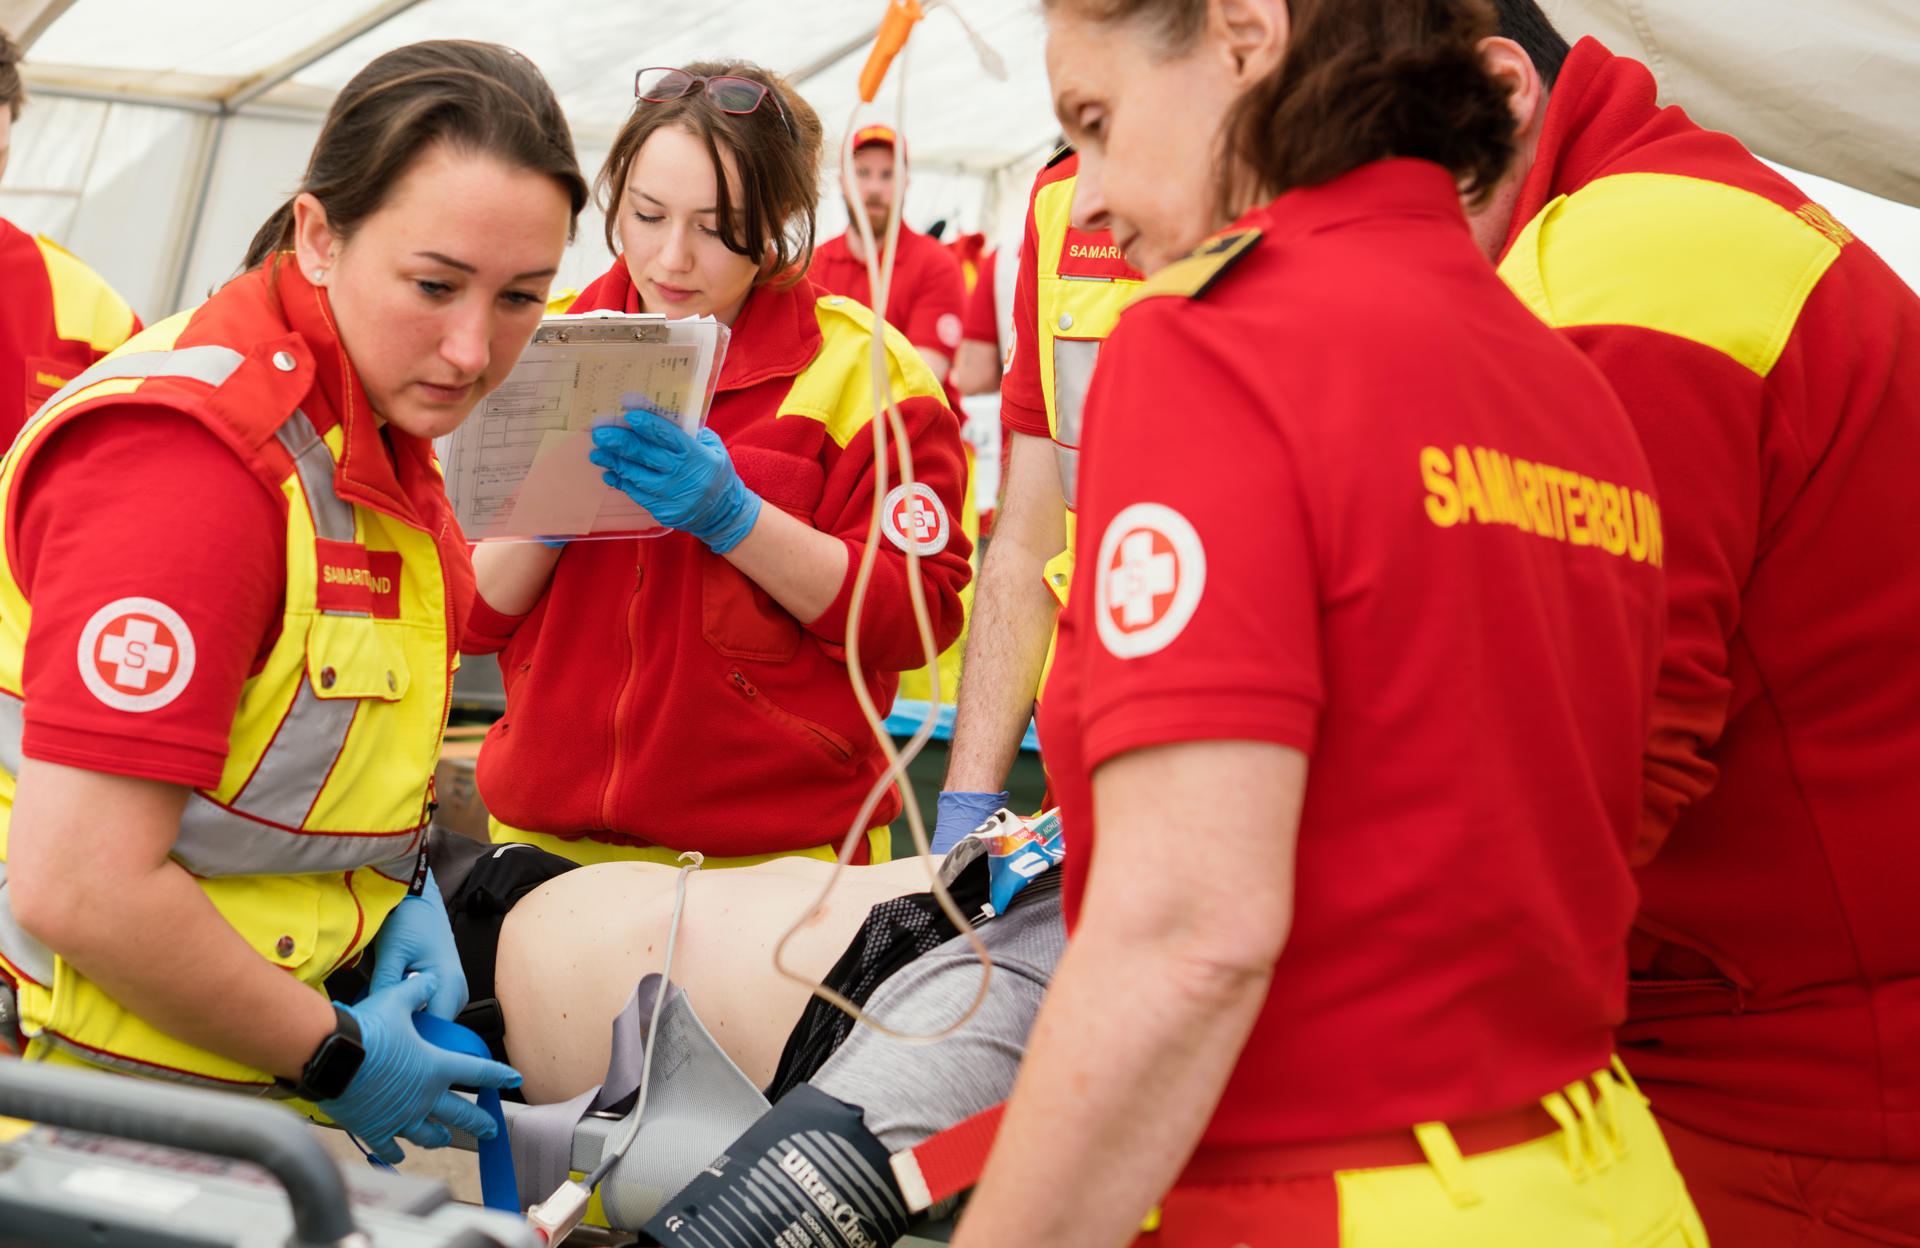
1544 0 1919 210
2 0 1915 327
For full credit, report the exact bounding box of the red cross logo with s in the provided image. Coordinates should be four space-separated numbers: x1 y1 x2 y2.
883 483 950 556
77 597 197 712
1095 503 1207 658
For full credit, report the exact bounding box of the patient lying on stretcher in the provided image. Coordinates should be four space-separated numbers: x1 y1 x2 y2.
484 816 1062 1208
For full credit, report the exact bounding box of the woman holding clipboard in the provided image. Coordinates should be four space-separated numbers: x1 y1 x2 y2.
469 62 974 869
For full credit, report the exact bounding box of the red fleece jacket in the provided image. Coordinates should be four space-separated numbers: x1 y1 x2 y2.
1504 39 1920 1160
465 264 972 857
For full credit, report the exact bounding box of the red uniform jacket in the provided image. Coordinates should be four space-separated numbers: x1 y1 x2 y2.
1501 39 1920 1159
466 264 972 858
0 220 141 446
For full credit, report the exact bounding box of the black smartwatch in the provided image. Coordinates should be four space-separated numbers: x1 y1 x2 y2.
278 1004 366 1102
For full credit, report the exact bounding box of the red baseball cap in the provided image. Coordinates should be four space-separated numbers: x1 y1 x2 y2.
852 124 898 151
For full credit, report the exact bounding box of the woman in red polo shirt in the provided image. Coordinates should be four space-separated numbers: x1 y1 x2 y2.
954 1 1706 1245
469 61 973 868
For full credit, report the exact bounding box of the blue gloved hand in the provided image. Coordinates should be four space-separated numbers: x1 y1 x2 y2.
368 872 467 1021
320 972 520 1164
931 790 1012 854
588 411 763 554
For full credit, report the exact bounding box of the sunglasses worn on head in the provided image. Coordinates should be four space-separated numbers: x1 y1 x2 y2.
635 68 796 141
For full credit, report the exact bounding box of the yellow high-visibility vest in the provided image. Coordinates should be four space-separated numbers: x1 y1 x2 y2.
1030 163 1145 694
0 272 456 1089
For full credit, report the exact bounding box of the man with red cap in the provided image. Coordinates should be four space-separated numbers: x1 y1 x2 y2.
811 123 976 707
809 124 968 388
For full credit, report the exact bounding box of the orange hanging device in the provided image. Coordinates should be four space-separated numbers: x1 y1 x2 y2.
858 0 926 102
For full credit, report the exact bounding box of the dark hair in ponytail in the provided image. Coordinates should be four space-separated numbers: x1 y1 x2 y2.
1228 0 1515 204
243 40 588 273
1046 0 1518 209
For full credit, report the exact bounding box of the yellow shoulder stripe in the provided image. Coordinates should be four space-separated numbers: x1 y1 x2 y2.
1034 178 1074 281
1133 229 1262 303
1498 173 1842 377
34 235 138 353
781 296 948 448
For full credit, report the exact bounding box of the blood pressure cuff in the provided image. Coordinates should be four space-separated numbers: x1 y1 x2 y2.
643 1083 913 1248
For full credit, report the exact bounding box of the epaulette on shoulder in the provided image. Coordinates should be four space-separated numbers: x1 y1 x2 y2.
1044 142 1075 170
1134 229 1262 303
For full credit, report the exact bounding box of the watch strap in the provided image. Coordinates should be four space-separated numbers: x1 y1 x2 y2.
279 1003 365 1102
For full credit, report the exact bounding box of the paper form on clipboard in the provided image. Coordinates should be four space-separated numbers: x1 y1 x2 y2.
435 312 731 541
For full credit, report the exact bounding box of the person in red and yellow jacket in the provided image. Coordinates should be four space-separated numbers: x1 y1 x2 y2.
0 30 141 446
1469 4 1920 1241
469 63 972 869
0 41 577 1161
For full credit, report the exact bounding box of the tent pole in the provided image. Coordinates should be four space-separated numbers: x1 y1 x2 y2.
789 27 884 86
159 0 434 314
224 0 433 112
7 0 81 48
164 111 228 315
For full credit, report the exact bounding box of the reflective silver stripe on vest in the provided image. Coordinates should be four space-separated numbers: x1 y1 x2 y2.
37 1030 271 1091
1051 338 1100 510
0 862 57 985
0 693 21 778
22 346 248 444
171 794 424 878
190 410 366 841
275 409 357 545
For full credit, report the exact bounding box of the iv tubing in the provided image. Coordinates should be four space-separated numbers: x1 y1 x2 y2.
771 26 994 1042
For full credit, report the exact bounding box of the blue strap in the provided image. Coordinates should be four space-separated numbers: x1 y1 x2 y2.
410 1013 520 1213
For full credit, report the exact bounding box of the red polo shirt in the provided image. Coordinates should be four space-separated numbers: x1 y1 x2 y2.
809 226 966 361
1041 159 1666 1148
961 250 998 347
1000 157 1067 438
1503 39 1920 1160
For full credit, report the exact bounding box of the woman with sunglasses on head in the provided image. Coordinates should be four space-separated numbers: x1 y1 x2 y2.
951 0 1707 1245
468 62 973 871
0 41 579 1162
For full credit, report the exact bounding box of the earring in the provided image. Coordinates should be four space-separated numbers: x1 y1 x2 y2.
311 268 325 282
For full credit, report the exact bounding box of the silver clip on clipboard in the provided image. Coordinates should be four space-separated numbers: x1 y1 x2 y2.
436 312 731 542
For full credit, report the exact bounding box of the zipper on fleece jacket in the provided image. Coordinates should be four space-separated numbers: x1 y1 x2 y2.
727 669 855 764
600 568 645 830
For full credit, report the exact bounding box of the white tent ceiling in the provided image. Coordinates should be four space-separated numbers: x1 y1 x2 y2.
2 0 1915 327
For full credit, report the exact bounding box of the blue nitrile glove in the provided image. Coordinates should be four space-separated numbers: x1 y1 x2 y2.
537 537 570 549
588 410 763 554
368 871 467 1021
319 971 521 1164
932 790 1012 854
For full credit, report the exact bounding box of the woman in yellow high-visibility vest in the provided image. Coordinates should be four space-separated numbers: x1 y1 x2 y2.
0 40 582 1163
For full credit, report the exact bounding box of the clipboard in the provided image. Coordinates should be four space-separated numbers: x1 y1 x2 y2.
436 312 731 542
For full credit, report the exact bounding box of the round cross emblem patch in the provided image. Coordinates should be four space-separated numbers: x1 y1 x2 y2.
77 597 196 712
883 483 950 555
1094 503 1206 658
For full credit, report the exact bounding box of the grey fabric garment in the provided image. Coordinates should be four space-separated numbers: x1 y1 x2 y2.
425 823 494 905
509 974 769 1225
809 886 1064 1154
